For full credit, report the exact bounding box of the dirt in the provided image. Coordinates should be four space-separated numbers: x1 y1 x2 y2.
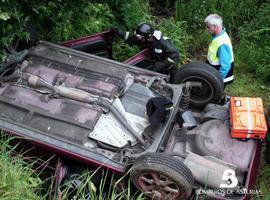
149 0 175 19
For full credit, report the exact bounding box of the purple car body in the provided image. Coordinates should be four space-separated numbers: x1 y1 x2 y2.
0 30 262 200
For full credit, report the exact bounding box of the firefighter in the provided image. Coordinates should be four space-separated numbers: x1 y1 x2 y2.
204 14 234 84
112 22 179 74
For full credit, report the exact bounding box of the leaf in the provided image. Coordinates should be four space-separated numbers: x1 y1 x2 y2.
28 177 42 188
260 85 267 90
0 12 10 20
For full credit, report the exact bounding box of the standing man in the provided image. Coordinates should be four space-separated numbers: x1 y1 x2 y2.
204 14 234 84
112 22 179 74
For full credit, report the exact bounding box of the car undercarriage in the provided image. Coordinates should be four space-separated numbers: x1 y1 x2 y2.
0 40 261 200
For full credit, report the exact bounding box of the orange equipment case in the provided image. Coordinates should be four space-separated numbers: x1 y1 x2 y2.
230 97 267 139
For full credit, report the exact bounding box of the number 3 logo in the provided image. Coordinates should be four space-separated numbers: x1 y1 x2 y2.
220 169 238 188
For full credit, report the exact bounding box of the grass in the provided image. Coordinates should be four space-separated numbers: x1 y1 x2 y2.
0 136 44 200
55 168 145 200
256 162 270 200
0 134 145 200
225 68 270 104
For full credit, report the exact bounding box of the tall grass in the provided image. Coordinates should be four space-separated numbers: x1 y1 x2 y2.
109 0 153 61
256 164 270 200
0 135 145 200
0 136 44 200
236 2 270 81
57 169 145 200
157 18 190 64
174 0 258 35
109 0 151 30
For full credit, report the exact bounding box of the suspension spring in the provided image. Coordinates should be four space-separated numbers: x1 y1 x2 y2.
180 86 190 110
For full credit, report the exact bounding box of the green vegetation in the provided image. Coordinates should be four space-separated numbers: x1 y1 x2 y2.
0 0 270 199
175 0 258 35
57 169 145 200
0 136 43 200
33 2 115 42
108 0 151 30
237 2 270 81
257 165 270 200
0 1 115 44
157 18 189 63
226 69 270 103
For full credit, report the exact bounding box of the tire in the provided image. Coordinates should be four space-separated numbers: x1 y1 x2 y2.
130 153 194 200
173 61 224 108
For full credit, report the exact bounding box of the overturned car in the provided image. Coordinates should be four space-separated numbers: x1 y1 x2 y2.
0 34 262 199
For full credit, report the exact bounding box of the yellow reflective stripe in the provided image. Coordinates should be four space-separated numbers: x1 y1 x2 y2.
124 32 129 40
223 75 234 83
167 57 175 63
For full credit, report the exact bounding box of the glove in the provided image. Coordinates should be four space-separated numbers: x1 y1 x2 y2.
111 26 120 34
146 97 173 125
111 26 125 38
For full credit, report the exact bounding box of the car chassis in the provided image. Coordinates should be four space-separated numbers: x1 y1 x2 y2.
0 31 261 200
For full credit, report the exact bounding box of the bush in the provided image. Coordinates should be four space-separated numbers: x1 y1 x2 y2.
109 0 151 30
0 0 151 61
32 1 115 42
0 0 32 59
112 39 140 62
0 1 115 60
108 0 151 61
156 18 189 64
175 0 258 36
237 2 270 81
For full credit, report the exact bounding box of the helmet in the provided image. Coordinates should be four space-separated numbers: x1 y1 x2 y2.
135 22 154 39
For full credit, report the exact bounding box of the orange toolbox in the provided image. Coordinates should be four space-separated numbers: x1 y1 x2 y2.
230 97 267 139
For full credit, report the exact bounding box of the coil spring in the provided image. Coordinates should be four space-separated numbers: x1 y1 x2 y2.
180 86 190 110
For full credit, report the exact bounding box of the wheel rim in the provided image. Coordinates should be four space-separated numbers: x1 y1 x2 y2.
181 75 214 105
137 172 181 200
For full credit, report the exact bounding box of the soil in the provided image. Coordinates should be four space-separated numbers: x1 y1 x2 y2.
149 0 175 19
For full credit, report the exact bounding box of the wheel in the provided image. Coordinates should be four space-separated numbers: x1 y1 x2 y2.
130 154 194 200
173 61 224 108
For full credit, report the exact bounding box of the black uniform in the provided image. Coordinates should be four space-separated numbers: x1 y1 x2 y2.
113 28 179 74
